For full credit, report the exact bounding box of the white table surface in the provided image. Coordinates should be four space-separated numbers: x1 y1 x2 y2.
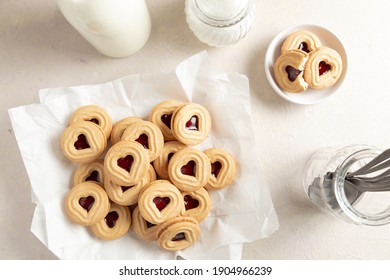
2 0 390 260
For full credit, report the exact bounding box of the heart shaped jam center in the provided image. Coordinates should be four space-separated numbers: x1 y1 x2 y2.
79 196 95 212
319 61 331 76
135 133 149 149
181 160 196 177
171 232 186 242
161 113 172 129
211 161 223 178
285 66 302 82
167 152 174 163
86 170 100 183
153 197 170 211
185 116 198 131
121 185 135 193
104 211 119 228
184 195 199 210
117 155 134 172
74 134 90 150
298 41 309 53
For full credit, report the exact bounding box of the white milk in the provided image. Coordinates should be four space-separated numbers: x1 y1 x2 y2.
57 0 152 58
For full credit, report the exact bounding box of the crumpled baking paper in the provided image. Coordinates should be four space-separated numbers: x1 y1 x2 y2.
8 51 279 260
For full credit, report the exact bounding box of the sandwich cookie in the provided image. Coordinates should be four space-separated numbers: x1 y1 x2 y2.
132 206 159 241
149 100 182 141
61 121 107 164
65 181 110 226
73 160 105 187
153 141 188 180
69 105 112 139
90 202 131 240
110 116 143 145
181 188 211 222
204 148 237 190
281 30 322 54
157 216 200 251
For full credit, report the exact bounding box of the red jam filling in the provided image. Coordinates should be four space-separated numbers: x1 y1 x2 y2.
74 134 90 150
211 161 222 178
78 196 95 212
171 232 186 242
86 170 100 183
89 118 99 125
181 160 196 177
121 185 135 192
117 155 134 172
185 116 198 131
184 195 199 210
285 66 302 82
153 197 170 211
135 133 149 149
298 42 309 53
161 114 172 129
319 61 331 76
104 211 119 228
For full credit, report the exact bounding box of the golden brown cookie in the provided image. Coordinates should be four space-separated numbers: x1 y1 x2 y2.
121 120 164 162
104 140 150 186
168 147 211 192
171 103 212 146
61 121 107 164
73 160 105 187
157 216 200 251
181 188 211 222
132 206 159 241
65 181 110 226
274 50 309 93
104 164 156 206
138 180 183 224
153 141 188 180
281 30 322 54
110 116 143 145
203 148 237 190
69 105 112 139
90 202 131 240
149 100 182 141
304 46 343 89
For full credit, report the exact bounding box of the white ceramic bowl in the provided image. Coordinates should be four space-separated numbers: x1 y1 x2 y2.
265 24 348 105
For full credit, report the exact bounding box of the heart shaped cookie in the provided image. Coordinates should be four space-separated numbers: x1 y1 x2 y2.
65 181 110 226
73 160 105 187
104 164 156 206
61 121 107 164
138 180 183 224
304 46 343 89
104 140 150 186
281 30 322 54
168 147 211 192
149 100 182 141
204 148 237 190
157 216 200 251
69 105 112 139
90 202 131 240
171 103 211 146
121 120 164 161
153 141 188 180
181 187 211 222
274 50 309 93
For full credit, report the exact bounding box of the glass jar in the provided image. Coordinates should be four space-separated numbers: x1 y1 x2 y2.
57 0 151 58
184 0 255 47
303 145 390 225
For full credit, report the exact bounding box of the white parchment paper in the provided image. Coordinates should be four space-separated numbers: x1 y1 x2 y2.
8 51 279 259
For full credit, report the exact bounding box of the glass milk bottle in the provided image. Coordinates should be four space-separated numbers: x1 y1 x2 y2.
57 0 152 58
303 145 390 226
184 0 255 47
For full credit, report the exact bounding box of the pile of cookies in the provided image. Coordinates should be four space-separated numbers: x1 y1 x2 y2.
61 101 237 251
274 30 343 93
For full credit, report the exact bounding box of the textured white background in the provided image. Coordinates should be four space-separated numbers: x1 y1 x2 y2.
1 0 390 259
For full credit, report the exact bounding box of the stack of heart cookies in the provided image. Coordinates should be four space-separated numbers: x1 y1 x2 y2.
273 30 343 93
61 101 237 251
